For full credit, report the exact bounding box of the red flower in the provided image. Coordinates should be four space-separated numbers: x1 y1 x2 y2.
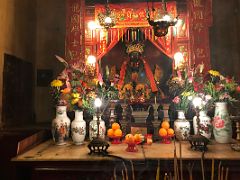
193 82 203 92
236 86 240 93
212 116 225 128
215 84 223 91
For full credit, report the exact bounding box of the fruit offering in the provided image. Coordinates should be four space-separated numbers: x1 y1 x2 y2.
107 123 122 144
124 133 144 152
124 133 144 144
159 121 175 144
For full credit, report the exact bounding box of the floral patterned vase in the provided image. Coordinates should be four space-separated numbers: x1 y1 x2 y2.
89 115 106 141
52 106 71 145
174 110 190 141
71 110 86 145
213 102 232 143
193 111 212 139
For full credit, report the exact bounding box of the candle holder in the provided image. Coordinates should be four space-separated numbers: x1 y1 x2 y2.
88 98 110 155
189 106 209 151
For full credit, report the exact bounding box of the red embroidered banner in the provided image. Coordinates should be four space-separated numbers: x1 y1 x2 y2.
66 0 85 65
95 2 177 28
188 0 212 72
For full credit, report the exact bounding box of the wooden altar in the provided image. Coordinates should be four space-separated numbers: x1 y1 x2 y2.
12 135 240 180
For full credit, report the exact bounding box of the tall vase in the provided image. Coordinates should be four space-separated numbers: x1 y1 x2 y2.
52 106 71 145
89 115 106 141
71 110 86 145
174 110 190 141
193 110 212 139
213 102 232 143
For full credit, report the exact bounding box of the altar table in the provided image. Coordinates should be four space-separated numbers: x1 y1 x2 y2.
12 139 240 180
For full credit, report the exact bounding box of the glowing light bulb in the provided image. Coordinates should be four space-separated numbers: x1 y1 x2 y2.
174 52 184 69
104 17 112 24
163 15 171 22
88 21 97 30
87 55 96 66
94 98 102 108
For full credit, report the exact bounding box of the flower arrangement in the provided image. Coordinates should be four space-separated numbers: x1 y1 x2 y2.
50 55 121 114
168 63 240 112
50 79 67 106
204 70 240 104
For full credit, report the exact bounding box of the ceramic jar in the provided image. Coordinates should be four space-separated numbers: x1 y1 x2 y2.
213 102 232 143
174 110 190 141
193 110 212 139
51 106 70 145
71 110 86 145
89 115 106 140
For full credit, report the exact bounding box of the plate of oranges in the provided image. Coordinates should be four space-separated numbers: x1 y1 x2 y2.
159 120 175 144
107 122 123 144
123 133 144 152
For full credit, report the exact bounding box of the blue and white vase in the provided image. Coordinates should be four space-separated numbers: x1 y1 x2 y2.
52 106 70 145
71 110 86 145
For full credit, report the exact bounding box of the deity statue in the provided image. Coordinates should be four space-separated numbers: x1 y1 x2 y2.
118 43 158 101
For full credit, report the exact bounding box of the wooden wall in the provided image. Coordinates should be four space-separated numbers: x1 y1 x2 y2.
0 0 36 127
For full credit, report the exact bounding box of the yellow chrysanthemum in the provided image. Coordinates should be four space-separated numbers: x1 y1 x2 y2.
71 93 80 99
208 70 221 77
71 98 79 105
181 91 191 97
136 84 145 91
51 79 63 87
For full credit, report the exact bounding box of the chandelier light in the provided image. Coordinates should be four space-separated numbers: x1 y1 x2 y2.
147 0 178 37
97 0 116 29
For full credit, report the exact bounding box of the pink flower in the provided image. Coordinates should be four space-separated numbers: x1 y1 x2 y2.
212 116 225 128
172 96 181 104
219 93 230 100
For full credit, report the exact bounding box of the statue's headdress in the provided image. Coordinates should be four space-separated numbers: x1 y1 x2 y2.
126 43 144 54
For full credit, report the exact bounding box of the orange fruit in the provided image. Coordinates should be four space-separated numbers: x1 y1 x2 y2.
112 122 120 130
161 121 170 130
167 128 174 136
159 128 168 137
107 129 114 137
134 134 141 142
125 134 133 143
114 129 122 137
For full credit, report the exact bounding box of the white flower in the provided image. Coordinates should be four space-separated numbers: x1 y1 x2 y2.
205 95 212 101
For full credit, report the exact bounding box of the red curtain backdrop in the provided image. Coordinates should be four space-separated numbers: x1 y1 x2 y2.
188 0 212 72
65 0 85 65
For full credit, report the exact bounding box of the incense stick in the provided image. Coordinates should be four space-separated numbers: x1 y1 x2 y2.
221 167 224 180
156 160 160 180
179 141 183 180
201 152 205 180
130 160 135 180
225 167 229 180
211 159 215 180
218 161 222 180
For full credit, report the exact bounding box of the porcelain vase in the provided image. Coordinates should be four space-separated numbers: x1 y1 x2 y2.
71 110 86 145
213 102 232 143
174 110 190 141
193 110 212 139
89 115 106 141
51 106 70 145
